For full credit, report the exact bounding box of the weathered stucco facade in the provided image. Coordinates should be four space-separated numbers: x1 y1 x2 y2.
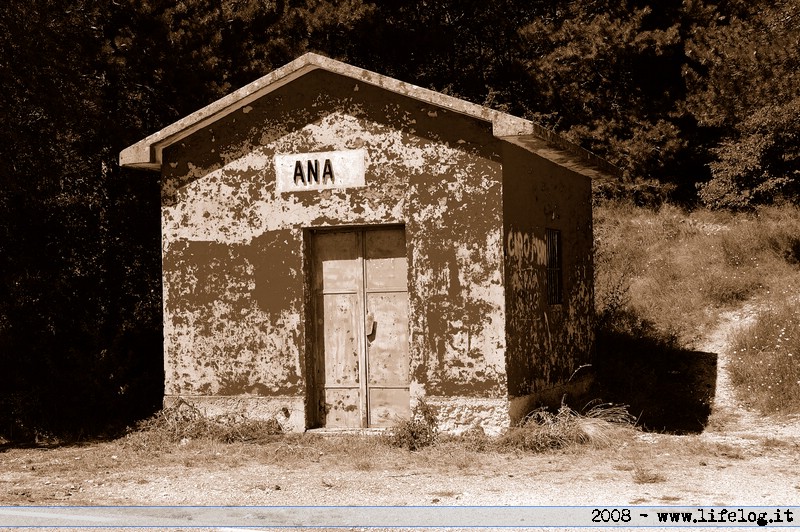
120 53 615 433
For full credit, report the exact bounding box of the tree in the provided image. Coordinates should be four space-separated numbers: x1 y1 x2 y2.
516 0 698 191
0 0 166 438
0 0 378 440
351 0 543 112
685 0 800 207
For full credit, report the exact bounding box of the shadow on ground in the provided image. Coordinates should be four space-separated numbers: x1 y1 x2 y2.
589 322 718 435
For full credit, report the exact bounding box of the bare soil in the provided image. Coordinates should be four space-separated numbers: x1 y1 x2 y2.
2 307 800 511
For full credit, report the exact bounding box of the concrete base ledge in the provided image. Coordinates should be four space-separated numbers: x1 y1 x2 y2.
162 387 597 435
508 372 596 426
163 395 306 433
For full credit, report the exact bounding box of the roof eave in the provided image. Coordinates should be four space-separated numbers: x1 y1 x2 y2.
119 56 324 170
501 134 621 182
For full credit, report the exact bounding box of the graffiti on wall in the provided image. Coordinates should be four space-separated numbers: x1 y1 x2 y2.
506 228 547 269
504 223 594 396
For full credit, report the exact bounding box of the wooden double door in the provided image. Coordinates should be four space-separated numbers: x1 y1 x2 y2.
310 227 410 428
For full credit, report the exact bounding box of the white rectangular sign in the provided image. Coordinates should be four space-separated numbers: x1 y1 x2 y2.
274 148 366 193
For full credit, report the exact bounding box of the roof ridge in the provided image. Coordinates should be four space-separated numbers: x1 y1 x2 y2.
120 52 619 180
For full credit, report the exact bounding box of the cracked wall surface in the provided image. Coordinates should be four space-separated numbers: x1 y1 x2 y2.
153 66 595 432
160 70 512 430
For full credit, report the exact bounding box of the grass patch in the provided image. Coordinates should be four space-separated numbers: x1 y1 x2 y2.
430 489 460 498
633 465 667 484
115 399 638 475
760 437 794 450
728 301 800 415
594 202 800 345
153 400 637 461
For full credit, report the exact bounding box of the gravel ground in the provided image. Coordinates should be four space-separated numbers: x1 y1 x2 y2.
2 306 800 530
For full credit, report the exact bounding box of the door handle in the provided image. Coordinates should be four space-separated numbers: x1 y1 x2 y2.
365 312 376 336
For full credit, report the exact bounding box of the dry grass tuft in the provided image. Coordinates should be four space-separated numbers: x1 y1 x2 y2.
122 399 283 450
455 423 491 452
495 404 636 453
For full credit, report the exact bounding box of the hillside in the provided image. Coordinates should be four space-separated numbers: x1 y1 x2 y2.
593 201 800 425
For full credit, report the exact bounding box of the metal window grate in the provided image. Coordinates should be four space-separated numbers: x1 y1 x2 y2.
546 228 563 305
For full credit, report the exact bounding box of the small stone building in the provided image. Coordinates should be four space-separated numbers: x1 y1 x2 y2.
120 53 615 433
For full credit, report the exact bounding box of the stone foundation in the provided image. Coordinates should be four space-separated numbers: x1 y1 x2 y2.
421 396 511 435
162 380 594 435
163 395 306 433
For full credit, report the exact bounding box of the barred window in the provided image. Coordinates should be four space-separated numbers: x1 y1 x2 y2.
546 228 563 305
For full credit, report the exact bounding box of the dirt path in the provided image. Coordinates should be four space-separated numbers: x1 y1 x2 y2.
699 303 800 442
700 304 763 432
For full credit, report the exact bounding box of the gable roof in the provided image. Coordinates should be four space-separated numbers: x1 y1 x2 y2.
119 52 618 179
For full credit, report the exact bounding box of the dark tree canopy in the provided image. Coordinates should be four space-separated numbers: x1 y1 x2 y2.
1 0 797 440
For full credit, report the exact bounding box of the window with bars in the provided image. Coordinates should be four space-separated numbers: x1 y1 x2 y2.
546 228 563 305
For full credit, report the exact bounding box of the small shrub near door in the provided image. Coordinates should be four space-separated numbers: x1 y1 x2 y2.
385 399 439 451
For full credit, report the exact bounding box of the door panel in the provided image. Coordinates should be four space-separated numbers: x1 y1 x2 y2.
365 229 408 290
364 229 409 427
312 227 409 429
320 293 360 386
313 231 360 291
324 388 361 428
368 388 411 428
366 292 409 385
313 231 363 429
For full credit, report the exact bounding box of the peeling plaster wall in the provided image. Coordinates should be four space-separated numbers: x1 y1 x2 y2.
160 70 508 429
501 141 594 423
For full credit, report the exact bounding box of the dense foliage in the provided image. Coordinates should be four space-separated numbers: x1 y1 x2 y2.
1 0 797 439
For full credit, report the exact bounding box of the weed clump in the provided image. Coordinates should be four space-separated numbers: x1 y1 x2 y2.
495 403 635 453
632 465 667 484
385 399 439 451
123 399 282 449
456 423 491 452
